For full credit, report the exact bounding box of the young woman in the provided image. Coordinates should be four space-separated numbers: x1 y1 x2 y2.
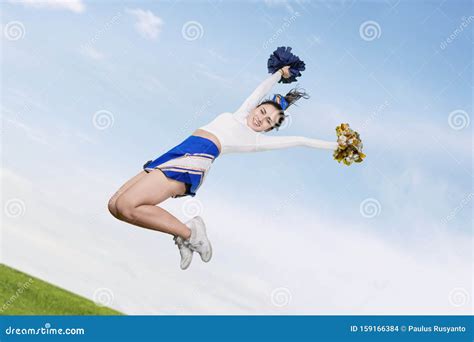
108 66 345 270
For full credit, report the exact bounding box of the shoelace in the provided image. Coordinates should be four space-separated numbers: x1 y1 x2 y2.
187 241 203 252
174 236 194 249
174 234 203 252
173 236 184 247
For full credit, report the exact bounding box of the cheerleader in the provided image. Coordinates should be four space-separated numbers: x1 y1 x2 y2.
108 47 364 269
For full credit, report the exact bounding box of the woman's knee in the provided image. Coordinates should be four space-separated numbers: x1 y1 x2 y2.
115 196 138 222
107 196 119 218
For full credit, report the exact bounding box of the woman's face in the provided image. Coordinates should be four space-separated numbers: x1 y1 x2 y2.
247 103 282 132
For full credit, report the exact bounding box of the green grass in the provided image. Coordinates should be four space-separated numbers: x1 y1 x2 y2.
0 264 121 315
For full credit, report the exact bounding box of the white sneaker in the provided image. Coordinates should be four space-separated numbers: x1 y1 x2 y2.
173 235 193 270
185 216 212 262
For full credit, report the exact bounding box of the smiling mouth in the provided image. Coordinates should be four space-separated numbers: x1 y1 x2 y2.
253 116 261 127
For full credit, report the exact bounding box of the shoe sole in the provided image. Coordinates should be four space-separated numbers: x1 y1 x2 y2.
195 216 212 262
180 261 192 270
180 253 193 270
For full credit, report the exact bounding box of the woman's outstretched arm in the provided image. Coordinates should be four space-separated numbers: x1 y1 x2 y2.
254 134 338 152
233 71 282 121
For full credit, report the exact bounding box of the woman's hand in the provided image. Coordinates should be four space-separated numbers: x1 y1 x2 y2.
280 66 291 78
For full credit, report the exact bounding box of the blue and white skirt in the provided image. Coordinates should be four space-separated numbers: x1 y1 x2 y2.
143 135 220 197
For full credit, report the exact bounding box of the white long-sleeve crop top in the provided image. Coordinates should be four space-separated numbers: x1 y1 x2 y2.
198 72 338 155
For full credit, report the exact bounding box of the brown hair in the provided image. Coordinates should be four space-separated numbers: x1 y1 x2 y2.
260 87 310 131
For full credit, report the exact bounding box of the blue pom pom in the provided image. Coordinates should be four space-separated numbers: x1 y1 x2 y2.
267 46 306 84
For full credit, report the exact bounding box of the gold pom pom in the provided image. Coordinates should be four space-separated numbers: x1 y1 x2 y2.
333 123 365 166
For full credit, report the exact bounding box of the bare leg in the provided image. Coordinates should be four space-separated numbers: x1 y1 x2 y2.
108 170 147 218
114 169 192 239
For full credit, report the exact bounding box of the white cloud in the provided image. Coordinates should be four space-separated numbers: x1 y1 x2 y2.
207 48 230 64
1 166 471 314
289 100 472 165
80 44 105 61
8 0 85 13
127 8 163 40
1 109 53 146
2 104 98 155
192 62 231 86
361 116 472 161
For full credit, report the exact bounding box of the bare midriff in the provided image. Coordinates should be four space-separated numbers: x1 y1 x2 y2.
192 129 222 154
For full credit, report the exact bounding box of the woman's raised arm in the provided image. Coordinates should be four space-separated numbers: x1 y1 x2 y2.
233 71 283 121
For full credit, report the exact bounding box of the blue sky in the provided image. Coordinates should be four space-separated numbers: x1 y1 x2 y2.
1 0 472 314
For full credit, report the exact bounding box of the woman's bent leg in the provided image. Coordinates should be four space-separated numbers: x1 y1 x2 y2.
108 170 147 218
114 169 192 239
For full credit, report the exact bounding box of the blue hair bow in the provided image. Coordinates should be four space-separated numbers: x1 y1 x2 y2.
272 94 289 110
